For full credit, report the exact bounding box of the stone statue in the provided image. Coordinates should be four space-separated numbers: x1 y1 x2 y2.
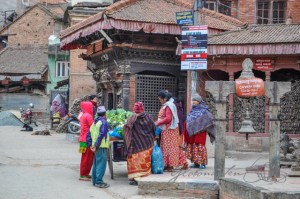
291 140 300 166
239 58 255 78
280 132 294 160
288 139 300 177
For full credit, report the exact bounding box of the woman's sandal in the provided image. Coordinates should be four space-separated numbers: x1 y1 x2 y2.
189 164 199 169
199 164 206 169
164 166 174 172
181 163 189 170
129 181 138 186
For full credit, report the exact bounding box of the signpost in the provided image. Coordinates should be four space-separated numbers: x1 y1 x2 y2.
235 78 265 97
176 11 194 26
181 25 208 70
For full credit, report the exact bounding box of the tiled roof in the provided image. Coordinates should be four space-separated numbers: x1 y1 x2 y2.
0 47 48 74
107 0 244 28
60 0 245 38
209 24 300 45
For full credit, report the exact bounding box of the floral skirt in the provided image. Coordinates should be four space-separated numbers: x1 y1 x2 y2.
127 147 152 180
161 127 186 167
186 143 208 165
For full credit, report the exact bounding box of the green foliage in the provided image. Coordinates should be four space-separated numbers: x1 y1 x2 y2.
106 109 133 137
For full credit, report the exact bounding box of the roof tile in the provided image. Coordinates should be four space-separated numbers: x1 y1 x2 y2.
209 24 300 44
60 0 245 39
0 47 48 74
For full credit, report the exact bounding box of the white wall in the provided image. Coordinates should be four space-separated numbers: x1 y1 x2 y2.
72 0 113 6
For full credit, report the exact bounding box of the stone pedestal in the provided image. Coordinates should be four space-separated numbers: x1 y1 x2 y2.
288 165 300 177
236 137 262 152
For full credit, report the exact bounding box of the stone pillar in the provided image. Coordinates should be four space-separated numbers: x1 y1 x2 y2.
214 123 225 180
265 97 270 133
228 93 234 132
265 71 271 82
265 71 271 134
228 72 234 132
269 117 280 178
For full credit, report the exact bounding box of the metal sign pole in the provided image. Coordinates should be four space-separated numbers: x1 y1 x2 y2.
190 0 202 102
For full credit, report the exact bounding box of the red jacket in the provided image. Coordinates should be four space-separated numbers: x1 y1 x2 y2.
183 122 207 145
156 106 172 129
79 101 94 142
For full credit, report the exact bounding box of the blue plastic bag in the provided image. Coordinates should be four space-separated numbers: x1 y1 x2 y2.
109 127 123 139
151 144 164 174
155 127 162 136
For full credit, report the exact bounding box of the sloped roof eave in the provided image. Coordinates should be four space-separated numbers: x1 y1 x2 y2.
208 43 300 56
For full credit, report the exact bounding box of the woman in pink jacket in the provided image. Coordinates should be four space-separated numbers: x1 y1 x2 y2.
79 101 94 181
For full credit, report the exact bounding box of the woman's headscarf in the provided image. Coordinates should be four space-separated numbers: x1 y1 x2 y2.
133 102 144 113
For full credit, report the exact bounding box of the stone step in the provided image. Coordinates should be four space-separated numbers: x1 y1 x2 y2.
137 172 219 199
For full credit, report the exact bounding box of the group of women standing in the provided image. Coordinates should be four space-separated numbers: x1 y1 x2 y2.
124 90 215 185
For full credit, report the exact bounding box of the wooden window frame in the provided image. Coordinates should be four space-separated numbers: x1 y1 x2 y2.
257 0 286 24
56 61 70 78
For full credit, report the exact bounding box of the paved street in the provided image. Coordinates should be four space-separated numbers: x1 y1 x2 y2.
1 125 299 199
0 126 138 199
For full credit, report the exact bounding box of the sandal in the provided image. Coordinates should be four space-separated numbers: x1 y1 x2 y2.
165 166 174 172
79 176 91 181
189 164 199 169
199 164 206 169
181 163 189 170
129 181 138 186
95 183 110 188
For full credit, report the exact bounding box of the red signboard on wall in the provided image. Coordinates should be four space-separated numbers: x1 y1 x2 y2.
235 78 265 97
254 59 273 70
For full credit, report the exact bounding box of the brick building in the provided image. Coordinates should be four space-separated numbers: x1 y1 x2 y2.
63 1 111 104
60 0 245 114
0 3 67 93
204 0 300 24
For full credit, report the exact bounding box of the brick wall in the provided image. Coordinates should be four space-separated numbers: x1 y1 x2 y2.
237 0 300 24
70 49 88 73
69 74 96 104
69 49 96 104
288 0 300 23
237 0 256 24
129 75 136 111
2 6 55 47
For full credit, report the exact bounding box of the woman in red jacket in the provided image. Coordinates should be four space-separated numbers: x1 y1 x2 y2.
79 101 94 181
155 90 188 172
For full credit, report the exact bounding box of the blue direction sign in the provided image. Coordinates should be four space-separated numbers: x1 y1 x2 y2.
176 11 194 26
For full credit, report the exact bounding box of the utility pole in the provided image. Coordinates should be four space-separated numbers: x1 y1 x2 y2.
187 0 203 112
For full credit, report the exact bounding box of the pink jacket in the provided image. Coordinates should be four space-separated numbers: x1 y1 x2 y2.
79 101 94 142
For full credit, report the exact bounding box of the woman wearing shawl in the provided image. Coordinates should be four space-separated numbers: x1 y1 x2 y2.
123 102 156 186
184 93 216 169
50 94 67 117
155 90 188 172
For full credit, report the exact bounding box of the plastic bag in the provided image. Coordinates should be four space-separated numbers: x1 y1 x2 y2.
109 127 123 139
155 127 162 136
151 144 164 174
